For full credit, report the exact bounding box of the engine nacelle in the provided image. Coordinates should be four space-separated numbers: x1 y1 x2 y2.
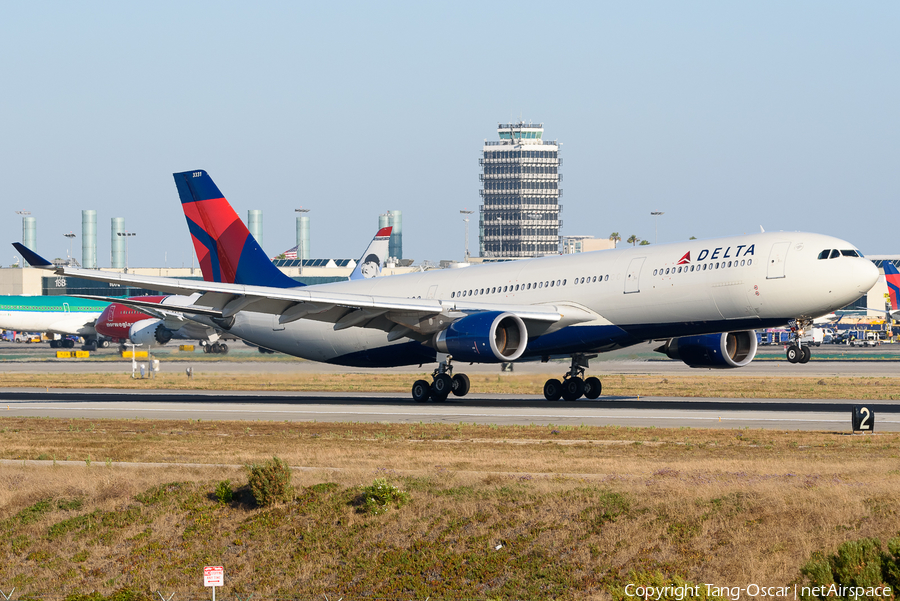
129 319 174 347
433 311 528 363
656 331 757 368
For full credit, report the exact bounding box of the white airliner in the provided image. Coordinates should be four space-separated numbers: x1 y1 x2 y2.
0 296 111 348
14 170 879 402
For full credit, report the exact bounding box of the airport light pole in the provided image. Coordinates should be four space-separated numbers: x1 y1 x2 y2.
460 209 474 261
64 232 75 264
651 211 664 244
117 231 136 273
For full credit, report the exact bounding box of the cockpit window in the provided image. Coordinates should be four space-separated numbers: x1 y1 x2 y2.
818 250 830 260
829 249 840 259
840 250 860 257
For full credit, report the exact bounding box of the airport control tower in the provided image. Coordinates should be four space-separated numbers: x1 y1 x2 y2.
478 122 562 258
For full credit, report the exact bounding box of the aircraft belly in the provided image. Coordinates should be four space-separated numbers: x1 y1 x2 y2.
229 312 416 365
0 313 96 336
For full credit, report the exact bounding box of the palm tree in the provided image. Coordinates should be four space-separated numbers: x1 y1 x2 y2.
627 235 638 246
609 232 621 248
639 240 650 246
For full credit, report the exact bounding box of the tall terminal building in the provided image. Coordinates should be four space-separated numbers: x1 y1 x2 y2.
479 122 562 258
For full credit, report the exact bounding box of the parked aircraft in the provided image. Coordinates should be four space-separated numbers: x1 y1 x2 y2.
14 169 879 401
93 295 235 353
0 296 111 349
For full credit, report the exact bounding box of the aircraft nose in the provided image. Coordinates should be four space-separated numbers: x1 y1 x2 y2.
858 260 880 294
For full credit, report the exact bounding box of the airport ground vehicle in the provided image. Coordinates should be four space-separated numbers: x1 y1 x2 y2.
14 332 43 343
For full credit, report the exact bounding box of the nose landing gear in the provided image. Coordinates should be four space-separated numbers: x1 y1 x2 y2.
786 317 813 364
411 355 470 402
543 353 602 401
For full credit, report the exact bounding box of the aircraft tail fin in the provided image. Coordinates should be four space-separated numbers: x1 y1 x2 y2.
884 260 899 311
12 243 53 269
173 170 303 288
349 227 392 280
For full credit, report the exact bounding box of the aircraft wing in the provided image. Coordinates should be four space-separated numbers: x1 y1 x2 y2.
37 264 582 342
17 244 596 340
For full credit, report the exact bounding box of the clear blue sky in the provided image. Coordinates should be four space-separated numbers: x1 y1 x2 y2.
2 1 897 268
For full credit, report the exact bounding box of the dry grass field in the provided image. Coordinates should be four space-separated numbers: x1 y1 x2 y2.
1 371 900 399
0 417 899 599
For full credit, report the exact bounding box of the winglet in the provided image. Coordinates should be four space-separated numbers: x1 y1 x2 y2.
12 243 54 268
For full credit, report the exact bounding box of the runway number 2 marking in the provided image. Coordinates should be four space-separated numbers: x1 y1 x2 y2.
852 406 874 432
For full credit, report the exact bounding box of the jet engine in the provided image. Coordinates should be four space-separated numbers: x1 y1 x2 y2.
655 331 757 368
433 311 528 363
129 319 174 347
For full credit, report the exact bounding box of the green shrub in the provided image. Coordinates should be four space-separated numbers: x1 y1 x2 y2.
214 479 233 504
886 537 900 590
800 537 899 601
14 499 53 525
246 456 294 507
359 478 410 515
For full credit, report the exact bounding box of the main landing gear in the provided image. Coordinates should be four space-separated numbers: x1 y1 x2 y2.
543 353 603 401
202 341 229 354
786 317 812 364
411 356 470 402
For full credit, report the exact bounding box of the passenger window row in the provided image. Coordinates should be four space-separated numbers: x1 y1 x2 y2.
450 273 610 299
652 259 752 277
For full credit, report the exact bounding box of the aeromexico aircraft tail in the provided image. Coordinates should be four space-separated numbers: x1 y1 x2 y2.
173 170 303 289
884 261 900 311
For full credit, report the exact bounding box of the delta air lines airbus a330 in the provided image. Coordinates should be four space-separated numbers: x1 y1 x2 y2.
14 170 878 402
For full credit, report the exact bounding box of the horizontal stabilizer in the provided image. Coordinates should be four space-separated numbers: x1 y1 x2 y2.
12 243 53 268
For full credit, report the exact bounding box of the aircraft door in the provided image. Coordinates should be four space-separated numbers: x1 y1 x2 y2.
426 285 438 299
63 302 70 313
624 257 646 294
766 242 790 279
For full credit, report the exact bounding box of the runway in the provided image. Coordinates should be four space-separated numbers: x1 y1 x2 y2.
1 389 897 431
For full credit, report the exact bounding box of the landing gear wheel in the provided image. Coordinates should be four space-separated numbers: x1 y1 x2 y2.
49 340 59 349
786 345 801 363
411 379 431 402
583 376 602 400
451 373 470 397
561 377 585 401
219 343 229 354
543 379 562 402
64 339 75 349
799 345 811 364
100 339 110 348
203 344 212 354
431 373 452 401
